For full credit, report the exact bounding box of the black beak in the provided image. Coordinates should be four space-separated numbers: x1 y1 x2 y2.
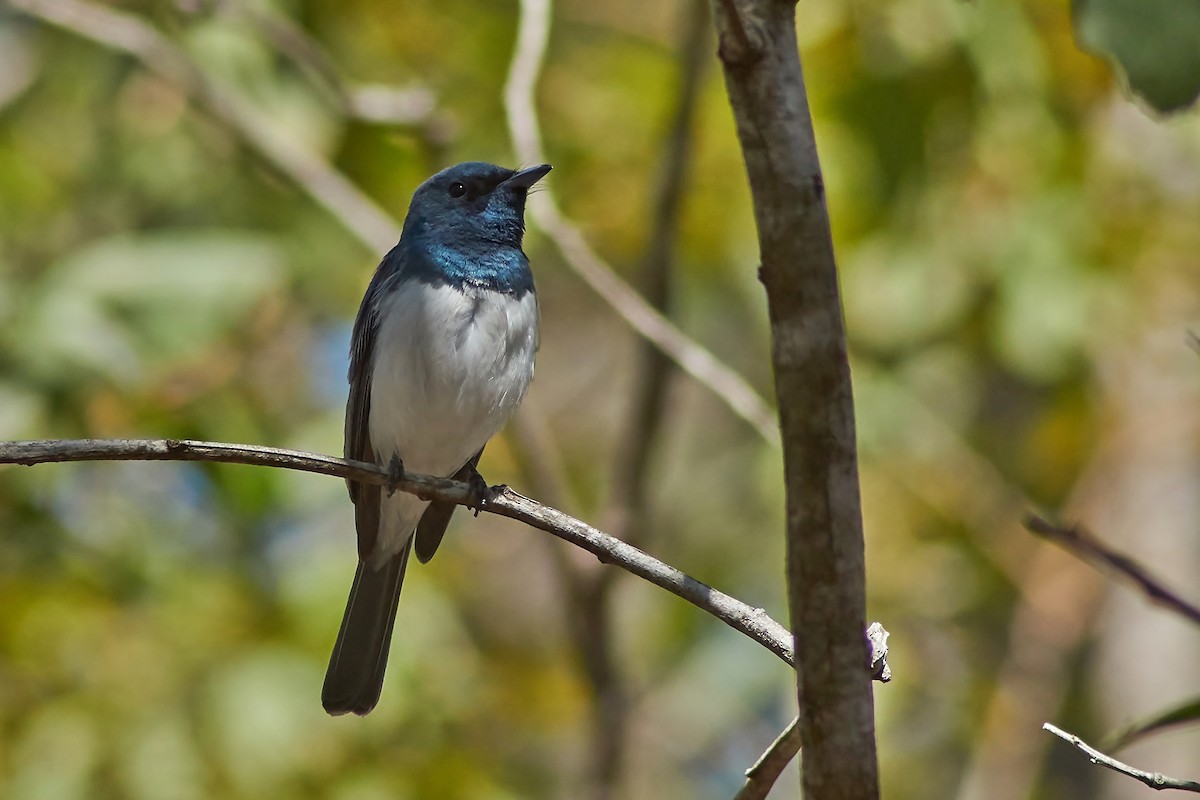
506 164 552 190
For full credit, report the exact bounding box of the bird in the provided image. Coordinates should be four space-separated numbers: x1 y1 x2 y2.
323 161 551 716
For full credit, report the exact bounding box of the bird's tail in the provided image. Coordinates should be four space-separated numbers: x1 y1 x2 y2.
322 542 410 716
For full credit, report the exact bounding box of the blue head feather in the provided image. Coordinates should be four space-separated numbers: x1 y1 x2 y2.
389 161 550 295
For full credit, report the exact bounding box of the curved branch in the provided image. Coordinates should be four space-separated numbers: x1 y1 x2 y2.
503 0 780 447
1043 723 1200 793
14 0 779 448
0 437 794 665
734 718 800 800
1026 514 1200 628
10 0 402 254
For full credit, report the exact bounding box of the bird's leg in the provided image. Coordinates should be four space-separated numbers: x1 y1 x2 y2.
385 454 405 497
464 463 497 517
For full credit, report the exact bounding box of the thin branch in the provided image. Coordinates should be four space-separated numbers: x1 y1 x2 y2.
734 717 800 800
1042 722 1200 792
504 0 780 447
1025 514 1200 628
1105 695 1200 752
11 0 401 253
577 7 710 796
732 622 890 800
224 6 443 130
16 0 777 449
0 438 794 665
229 4 352 110
605 0 708 554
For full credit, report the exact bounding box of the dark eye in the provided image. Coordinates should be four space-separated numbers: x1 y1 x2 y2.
448 182 466 199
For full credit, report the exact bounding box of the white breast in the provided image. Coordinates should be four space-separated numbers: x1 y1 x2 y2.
367 280 538 559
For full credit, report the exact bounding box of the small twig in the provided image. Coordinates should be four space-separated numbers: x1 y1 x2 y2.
18 0 778 449
1025 514 1200 628
732 623 890 800
346 84 439 127
504 0 780 448
231 5 445 131
604 0 708 555
573 10 711 796
734 717 801 800
231 4 352 110
1043 722 1200 792
11 0 402 253
0 438 795 665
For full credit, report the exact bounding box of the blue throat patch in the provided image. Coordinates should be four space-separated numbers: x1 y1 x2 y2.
384 238 535 297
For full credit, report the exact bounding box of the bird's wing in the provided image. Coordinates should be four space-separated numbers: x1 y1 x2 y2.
345 246 405 559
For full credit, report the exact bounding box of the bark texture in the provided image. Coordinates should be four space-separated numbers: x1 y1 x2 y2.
709 1 880 796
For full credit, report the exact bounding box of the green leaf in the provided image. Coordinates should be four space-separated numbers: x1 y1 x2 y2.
1073 0 1200 113
1106 696 1200 751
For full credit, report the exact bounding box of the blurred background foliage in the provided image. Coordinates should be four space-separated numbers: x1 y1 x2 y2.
0 0 1198 798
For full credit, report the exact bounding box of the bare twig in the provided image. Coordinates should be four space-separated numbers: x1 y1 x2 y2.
1025 514 1200 628
228 3 352 110
732 622 890 800
1106 695 1200 752
605 0 708 554
16 0 777 449
570 10 711 796
504 0 779 447
221 8 442 132
734 717 801 800
1043 722 1200 792
11 0 403 254
0 437 795 664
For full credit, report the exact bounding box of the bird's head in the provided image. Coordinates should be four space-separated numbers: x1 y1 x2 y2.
403 162 551 252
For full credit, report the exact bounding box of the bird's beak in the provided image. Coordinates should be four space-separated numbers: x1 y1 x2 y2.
506 164 552 190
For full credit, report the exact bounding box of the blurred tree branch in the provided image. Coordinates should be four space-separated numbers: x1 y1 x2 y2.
735 717 801 800
734 623 890 800
711 0 880 797
561 4 712 797
504 0 780 447
219 3 451 138
1026 514 1200 628
605 0 709 563
1042 723 1200 793
0 437 796 663
9 0 405 253
14 0 780 450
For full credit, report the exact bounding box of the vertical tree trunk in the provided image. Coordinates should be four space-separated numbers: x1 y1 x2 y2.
709 1 879 797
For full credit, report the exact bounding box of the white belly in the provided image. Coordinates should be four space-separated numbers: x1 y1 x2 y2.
368 280 538 559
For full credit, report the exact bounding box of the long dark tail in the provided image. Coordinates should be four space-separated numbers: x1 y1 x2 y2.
322 542 410 716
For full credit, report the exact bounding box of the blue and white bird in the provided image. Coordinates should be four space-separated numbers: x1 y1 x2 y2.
323 161 550 716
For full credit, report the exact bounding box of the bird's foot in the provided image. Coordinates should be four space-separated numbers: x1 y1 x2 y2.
385 454 405 497
465 465 500 517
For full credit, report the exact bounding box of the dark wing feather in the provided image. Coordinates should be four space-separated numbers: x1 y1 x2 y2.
344 246 406 559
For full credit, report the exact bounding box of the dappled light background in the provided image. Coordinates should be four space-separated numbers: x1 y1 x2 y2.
1 0 1198 798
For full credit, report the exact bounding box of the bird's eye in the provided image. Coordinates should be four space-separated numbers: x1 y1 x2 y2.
448 182 467 199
